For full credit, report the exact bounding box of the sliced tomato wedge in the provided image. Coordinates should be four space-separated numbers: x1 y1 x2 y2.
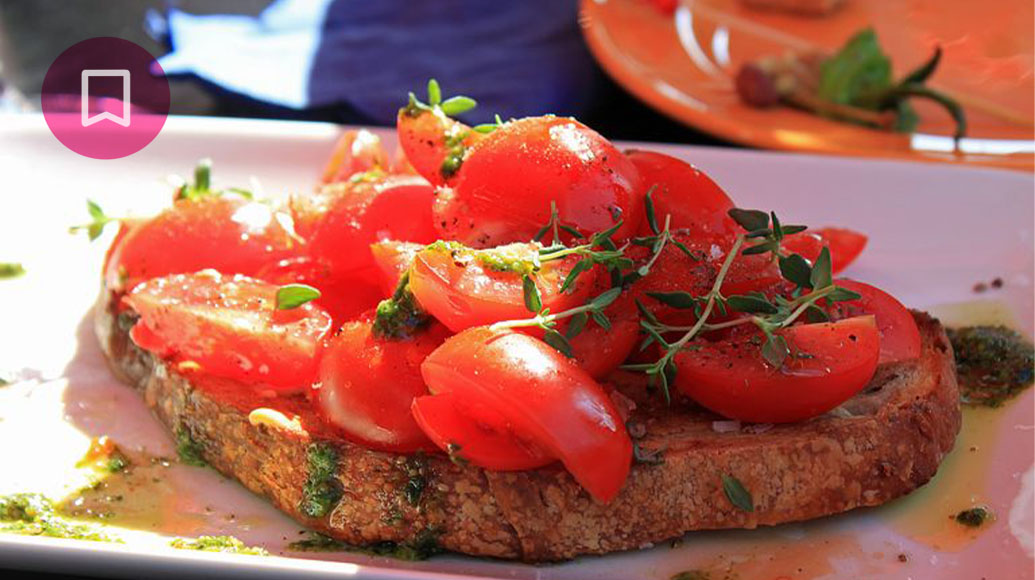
321 129 389 184
408 242 600 333
105 197 297 292
828 279 921 364
567 291 642 379
370 240 424 295
783 227 868 274
255 256 383 327
316 316 449 452
124 271 333 393
290 174 437 276
396 107 483 186
420 328 633 502
625 150 736 238
411 393 552 471
674 316 881 423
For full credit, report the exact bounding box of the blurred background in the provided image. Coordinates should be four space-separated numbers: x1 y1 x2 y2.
0 0 1031 169
0 0 721 145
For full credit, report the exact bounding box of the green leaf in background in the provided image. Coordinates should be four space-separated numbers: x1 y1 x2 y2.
818 28 893 107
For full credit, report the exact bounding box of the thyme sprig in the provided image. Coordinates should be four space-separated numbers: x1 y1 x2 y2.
172 158 253 202
625 207 863 400
536 219 632 294
622 235 745 402
490 287 622 357
473 114 505 134
68 200 117 241
404 79 478 118
727 208 806 262
626 187 701 283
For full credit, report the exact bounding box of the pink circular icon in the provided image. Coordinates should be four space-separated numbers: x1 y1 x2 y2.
41 37 170 160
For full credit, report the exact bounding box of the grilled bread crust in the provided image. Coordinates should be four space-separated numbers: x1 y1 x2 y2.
96 288 960 561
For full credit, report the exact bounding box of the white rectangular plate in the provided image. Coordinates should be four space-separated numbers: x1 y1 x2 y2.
0 114 1031 579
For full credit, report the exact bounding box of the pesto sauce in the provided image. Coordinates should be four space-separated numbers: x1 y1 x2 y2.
402 455 427 507
0 493 119 543
373 271 431 340
439 129 468 179
671 571 711 580
947 325 1035 407
170 535 268 555
954 506 992 528
424 240 538 276
289 529 441 561
0 262 24 279
300 442 343 518
175 427 207 467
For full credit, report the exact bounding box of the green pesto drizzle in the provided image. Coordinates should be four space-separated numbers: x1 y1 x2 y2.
299 442 343 518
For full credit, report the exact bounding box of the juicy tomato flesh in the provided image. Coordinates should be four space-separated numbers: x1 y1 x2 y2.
321 129 389 184
783 227 868 275
434 116 642 247
396 108 482 187
633 234 782 326
290 174 437 276
827 279 921 364
675 316 881 423
411 392 553 471
567 290 642 379
255 256 384 328
408 242 600 333
420 327 633 502
124 271 333 393
370 240 424 295
105 197 296 292
317 316 449 452
625 150 737 238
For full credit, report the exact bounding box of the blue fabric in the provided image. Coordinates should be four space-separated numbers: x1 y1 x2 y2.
157 0 596 123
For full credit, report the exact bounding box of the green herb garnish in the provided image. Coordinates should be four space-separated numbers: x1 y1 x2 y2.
0 263 25 279
954 506 991 528
300 442 342 518
373 271 431 340
0 493 118 542
721 474 754 512
170 535 268 556
68 200 117 241
275 283 321 310
175 427 207 467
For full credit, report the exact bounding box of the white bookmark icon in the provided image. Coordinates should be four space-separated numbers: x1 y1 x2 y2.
81 70 131 127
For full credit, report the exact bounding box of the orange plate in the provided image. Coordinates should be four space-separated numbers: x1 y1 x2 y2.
581 0 1035 171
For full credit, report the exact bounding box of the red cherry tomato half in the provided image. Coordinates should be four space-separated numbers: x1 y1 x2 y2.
625 150 736 238
316 316 450 452
411 392 553 471
396 108 482 186
420 328 633 502
828 279 921 364
567 291 642 379
675 316 881 423
370 240 424 295
124 271 333 393
632 234 782 326
408 242 600 333
434 116 642 247
290 174 437 277
105 197 296 292
783 227 868 275
321 129 389 184
256 256 383 327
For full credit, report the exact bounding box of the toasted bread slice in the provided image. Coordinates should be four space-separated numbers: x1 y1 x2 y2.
96 288 960 562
